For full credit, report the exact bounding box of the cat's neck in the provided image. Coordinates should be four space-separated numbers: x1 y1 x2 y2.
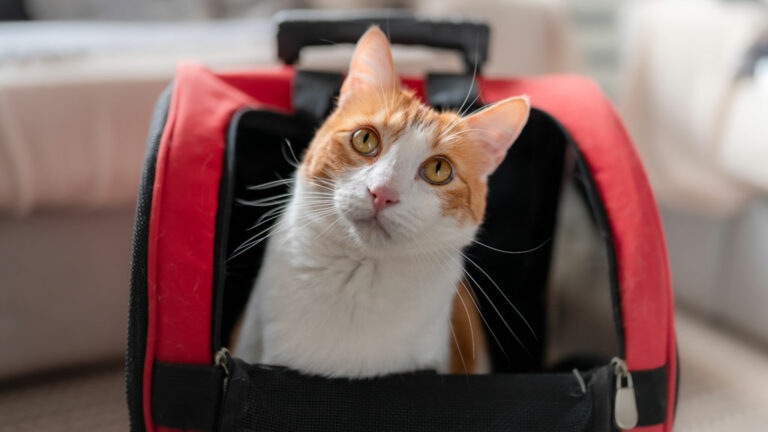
277 206 462 290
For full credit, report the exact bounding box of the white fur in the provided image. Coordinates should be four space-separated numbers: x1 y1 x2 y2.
236 125 478 378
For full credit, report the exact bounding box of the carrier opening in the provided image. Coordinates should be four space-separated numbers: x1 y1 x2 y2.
212 106 622 374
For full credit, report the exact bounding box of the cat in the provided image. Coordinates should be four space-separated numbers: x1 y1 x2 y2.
234 26 530 378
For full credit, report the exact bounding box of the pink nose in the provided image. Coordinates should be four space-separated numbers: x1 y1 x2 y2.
368 186 399 213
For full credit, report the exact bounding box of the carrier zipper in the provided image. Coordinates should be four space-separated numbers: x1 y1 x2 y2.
611 357 638 430
215 347 231 393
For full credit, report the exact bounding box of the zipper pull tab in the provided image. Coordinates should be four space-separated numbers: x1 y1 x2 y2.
215 347 231 393
612 357 638 430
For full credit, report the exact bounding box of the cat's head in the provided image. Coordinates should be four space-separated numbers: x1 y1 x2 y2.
298 26 529 256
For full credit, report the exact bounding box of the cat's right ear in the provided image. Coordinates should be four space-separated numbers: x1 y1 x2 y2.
462 96 530 176
338 26 399 106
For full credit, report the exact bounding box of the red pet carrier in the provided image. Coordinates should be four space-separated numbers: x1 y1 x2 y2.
127 12 677 432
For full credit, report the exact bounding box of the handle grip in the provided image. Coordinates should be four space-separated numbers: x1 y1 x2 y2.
274 10 490 74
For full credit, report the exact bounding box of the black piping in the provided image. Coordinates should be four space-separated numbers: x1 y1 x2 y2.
571 147 625 357
210 108 242 357
126 83 173 432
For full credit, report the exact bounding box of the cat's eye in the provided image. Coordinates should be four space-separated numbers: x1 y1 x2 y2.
420 156 454 185
351 127 380 156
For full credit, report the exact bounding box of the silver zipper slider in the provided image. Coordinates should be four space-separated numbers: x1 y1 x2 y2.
215 347 231 393
611 357 638 430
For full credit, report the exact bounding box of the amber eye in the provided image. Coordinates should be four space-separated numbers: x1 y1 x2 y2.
420 156 454 185
351 127 380 156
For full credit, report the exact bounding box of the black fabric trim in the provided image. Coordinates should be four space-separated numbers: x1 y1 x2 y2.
217 356 250 432
209 108 241 357
589 365 613 432
568 137 625 358
126 83 173 432
151 362 223 431
293 70 343 122
148 361 669 431
222 358 600 432
634 366 668 427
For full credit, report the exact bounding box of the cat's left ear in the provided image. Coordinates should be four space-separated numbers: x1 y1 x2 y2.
339 26 399 105
463 96 530 175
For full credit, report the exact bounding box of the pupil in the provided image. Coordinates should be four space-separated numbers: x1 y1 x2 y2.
435 161 442 173
363 132 370 142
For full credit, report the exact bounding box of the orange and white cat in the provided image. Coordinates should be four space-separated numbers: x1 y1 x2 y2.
236 26 529 378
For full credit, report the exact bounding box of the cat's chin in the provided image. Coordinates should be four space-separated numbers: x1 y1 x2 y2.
349 217 393 246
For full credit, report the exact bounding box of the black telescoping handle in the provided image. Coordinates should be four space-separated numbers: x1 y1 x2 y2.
274 10 490 74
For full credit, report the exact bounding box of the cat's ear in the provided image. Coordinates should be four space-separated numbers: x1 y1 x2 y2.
463 96 530 175
339 26 398 105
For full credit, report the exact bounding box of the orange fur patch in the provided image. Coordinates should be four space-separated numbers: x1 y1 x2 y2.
449 279 489 374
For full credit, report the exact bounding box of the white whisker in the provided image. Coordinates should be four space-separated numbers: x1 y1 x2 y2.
461 253 538 341
454 284 476 361
456 271 510 362
449 323 468 374
282 138 300 168
246 178 294 190
455 47 479 118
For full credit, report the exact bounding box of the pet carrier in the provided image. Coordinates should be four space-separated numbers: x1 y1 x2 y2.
127 11 677 432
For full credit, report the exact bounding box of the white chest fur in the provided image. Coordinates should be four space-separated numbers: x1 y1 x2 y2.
235 189 466 378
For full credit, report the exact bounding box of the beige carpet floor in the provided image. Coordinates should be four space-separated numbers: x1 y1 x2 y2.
1 309 767 431
673 309 768 431
0 365 127 431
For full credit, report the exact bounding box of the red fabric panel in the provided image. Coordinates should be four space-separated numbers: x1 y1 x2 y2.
144 63 262 432
217 66 294 111
479 75 676 431
143 65 675 431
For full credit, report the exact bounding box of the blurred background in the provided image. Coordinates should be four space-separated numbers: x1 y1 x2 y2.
1 0 767 430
